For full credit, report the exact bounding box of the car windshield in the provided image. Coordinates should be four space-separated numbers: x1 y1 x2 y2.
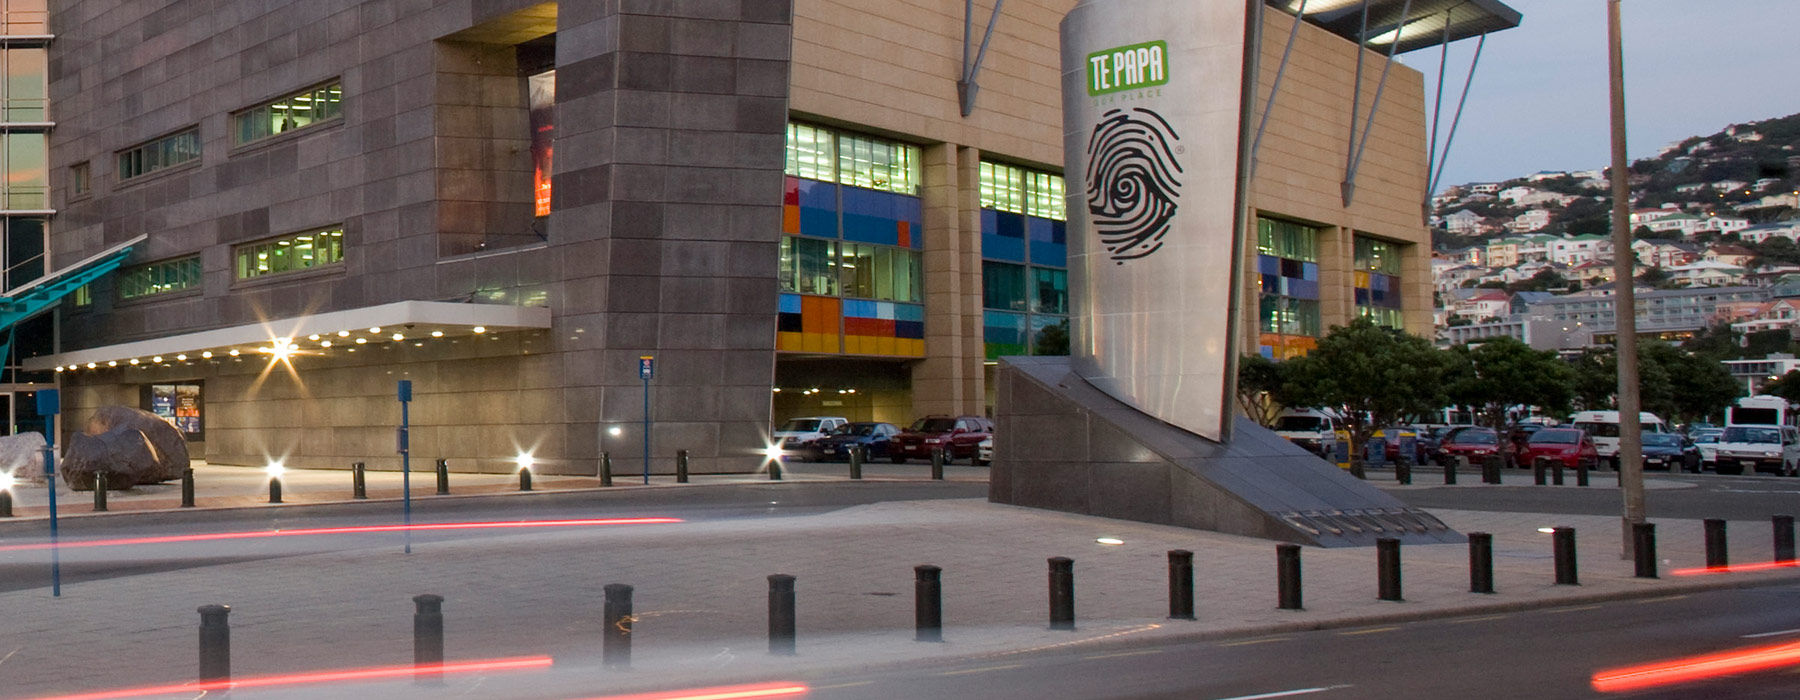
1723 427 1782 444
1274 416 1326 432
1530 430 1580 445
1574 422 1617 438
778 419 821 432
1450 429 1498 445
1693 434 1719 444
836 423 883 437
1643 434 1682 447
910 418 957 433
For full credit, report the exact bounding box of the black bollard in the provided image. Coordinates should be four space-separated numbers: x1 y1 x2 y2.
0 489 10 518
1775 515 1796 564
768 574 797 655
197 604 231 683
1443 456 1457 485
930 448 945 481
1633 523 1658 579
435 458 449 495
603 584 633 669
181 467 196 508
518 467 533 492
915 565 943 642
600 452 614 487
676 449 689 484
1277 544 1303 610
1533 457 1548 486
1048 557 1075 630
1704 519 1728 570
352 462 367 499
1350 459 1366 480
849 445 864 480
94 472 108 512
413 594 444 684
1577 460 1590 487
1377 538 1403 602
1553 527 1579 585
769 458 783 481
1482 456 1501 485
1552 459 1565 486
1168 550 1195 621
1395 458 1411 485
1469 532 1495 594
268 474 283 504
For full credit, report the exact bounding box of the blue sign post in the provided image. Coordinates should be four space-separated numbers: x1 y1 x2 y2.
639 356 653 485
36 389 60 598
398 380 413 554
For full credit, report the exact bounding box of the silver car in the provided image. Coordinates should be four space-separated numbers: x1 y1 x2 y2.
976 435 993 466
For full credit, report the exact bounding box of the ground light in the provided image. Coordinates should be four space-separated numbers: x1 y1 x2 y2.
609 426 624 437
0 471 14 492
1096 537 1125 546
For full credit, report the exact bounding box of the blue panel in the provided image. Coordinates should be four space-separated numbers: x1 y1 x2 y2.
983 310 1028 345
843 299 876 318
1302 262 1319 282
894 303 925 322
899 195 923 250
1354 288 1371 306
1260 273 1278 294
778 294 803 314
842 187 905 246
994 211 1025 239
1028 217 1067 268
1257 255 1279 275
1289 279 1319 301
798 180 838 238
982 209 998 235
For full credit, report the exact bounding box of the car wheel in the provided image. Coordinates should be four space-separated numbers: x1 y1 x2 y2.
941 451 956 465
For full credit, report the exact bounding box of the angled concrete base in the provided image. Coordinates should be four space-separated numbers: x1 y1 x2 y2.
990 357 1460 547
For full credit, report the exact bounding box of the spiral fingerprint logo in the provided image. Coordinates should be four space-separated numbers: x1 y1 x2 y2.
1085 108 1184 263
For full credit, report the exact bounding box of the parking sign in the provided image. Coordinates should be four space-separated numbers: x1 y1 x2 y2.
639 356 655 380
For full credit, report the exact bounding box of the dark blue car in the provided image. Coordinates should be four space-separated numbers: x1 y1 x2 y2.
1640 433 1700 472
812 422 901 461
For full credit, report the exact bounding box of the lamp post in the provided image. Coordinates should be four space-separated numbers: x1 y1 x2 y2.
1608 0 1647 558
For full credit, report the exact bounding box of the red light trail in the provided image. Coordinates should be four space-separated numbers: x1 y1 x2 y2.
1592 641 1800 692
572 682 811 700
20 655 554 700
1669 560 1799 576
0 518 683 552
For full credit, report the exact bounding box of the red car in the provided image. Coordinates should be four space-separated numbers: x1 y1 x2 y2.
1522 428 1601 470
1436 427 1501 462
890 415 993 464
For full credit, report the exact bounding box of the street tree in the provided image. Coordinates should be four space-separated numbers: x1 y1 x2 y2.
1235 354 1290 428
1445 338 1575 460
1762 370 1800 404
1281 319 1451 474
1641 341 1742 425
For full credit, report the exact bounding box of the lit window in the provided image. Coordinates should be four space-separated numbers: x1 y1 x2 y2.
785 123 835 182
231 81 344 146
118 129 201 181
234 226 346 280
980 162 1065 221
119 256 202 299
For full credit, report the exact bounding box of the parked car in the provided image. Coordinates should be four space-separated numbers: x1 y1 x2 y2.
1690 428 1724 470
1381 426 1427 463
1640 432 1701 472
1506 423 1547 462
772 416 848 461
1273 408 1339 458
1521 428 1600 470
1436 427 1501 463
1713 425 1800 476
890 415 993 464
977 435 993 466
812 422 901 462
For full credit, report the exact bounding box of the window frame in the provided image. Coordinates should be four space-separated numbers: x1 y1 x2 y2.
117 127 202 183
117 255 203 301
69 161 90 199
229 80 345 149
232 226 347 282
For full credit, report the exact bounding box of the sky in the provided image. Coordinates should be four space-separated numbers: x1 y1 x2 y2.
1403 0 1800 192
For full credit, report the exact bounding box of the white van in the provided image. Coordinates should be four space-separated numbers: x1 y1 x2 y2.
1570 410 1668 469
1273 409 1339 458
1714 425 1800 476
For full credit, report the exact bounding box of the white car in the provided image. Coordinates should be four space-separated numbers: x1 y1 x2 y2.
1690 429 1722 470
976 435 993 466
1713 425 1800 477
772 417 848 460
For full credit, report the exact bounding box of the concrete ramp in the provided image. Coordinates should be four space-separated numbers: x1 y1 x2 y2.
990 357 1461 547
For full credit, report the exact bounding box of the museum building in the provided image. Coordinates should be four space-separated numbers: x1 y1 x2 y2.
9 0 1513 473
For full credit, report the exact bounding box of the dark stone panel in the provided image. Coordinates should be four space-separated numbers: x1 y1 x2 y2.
1087 462 1173 525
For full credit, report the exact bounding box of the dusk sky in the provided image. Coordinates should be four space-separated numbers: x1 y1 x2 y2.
1403 0 1800 192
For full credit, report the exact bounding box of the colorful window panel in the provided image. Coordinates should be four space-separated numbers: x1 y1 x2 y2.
776 293 843 354
981 209 1027 262
782 176 839 238
1258 333 1319 360
984 310 1028 359
842 186 921 249
1027 216 1067 268
843 299 925 357
1257 255 1320 301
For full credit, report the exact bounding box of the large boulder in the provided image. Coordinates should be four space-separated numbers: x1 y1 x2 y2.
0 431 47 485
61 406 191 490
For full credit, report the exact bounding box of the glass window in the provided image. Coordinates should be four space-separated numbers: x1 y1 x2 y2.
1355 236 1403 275
0 131 44 209
837 132 919 195
232 82 343 146
72 284 91 307
1260 295 1321 337
1031 267 1068 315
785 123 835 182
118 128 201 181
70 161 89 197
1257 217 1319 262
118 256 202 299
981 161 1067 221
778 235 839 296
0 0 45 35
234 226 346 280
983 261 1027 311
840 242 923 303
1 46 45 122
528 70 554 218
2 214 43 291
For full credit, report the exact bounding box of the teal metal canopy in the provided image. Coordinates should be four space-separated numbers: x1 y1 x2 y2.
1 235 145 367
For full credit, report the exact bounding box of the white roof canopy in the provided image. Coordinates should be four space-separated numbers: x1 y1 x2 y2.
28 300 551 372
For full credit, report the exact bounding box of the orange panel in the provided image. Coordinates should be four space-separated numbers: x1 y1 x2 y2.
897 221 911 248
783 205 800 234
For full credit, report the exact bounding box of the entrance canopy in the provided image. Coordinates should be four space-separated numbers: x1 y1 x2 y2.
26 300 552 372
1 235 147 366
1270 0 1522 53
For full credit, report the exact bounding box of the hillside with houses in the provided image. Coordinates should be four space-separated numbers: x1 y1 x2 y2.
1431 112 1800 367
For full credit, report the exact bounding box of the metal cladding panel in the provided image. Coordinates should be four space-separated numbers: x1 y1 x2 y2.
1062 0 1251 443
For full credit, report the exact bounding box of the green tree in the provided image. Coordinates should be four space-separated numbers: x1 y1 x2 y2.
1683 322 1744 363
1743 329 1794 358
1568 349 1617 411
1762 370 1800 403
1444 338 1576 460
1033 321 1070 356
1236 354 1290 428
1281 320 1451 474
1641 341 1741 424
1637 265 1678 290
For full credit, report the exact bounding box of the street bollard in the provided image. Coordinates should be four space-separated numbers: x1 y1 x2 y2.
268 473 283 504
197 604 231 683
1442 456 1457 485
518 467 533 492
1168 550 1195 621
676 449 690 484
181 467 196 508
94 472 108 512
768 574 797 655
849 445 864 480
1705 519 1728 570
1633 523 1658 579
1775 515 1796 564
1048 557 1075 630
1577 460 1590 487
0 489 10 518
1395 458 1411 485
769 458 783 481
603 584 633 669
1533 457 1548 486
915 565 943 642
1552 459 1565 486
413 594 445 684
1377 538 1403 602
1481 456 1500 485
1277 544 1303 610
435 459 449 495
930 448 945 481
1469 532 1495 594
352 462 367 500
600 452 614 487
1553 527 1579 585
